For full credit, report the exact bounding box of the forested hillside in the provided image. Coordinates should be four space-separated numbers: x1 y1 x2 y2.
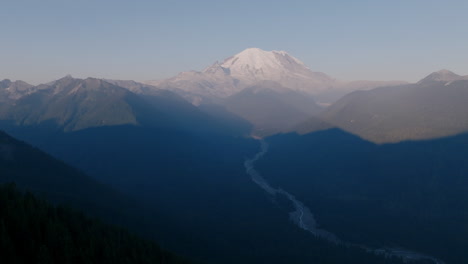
257 129 468 263
0 183 192 264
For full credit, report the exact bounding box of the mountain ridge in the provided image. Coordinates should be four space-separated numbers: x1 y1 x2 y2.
418 69 468 84
296 69 468 143
0 76 249 136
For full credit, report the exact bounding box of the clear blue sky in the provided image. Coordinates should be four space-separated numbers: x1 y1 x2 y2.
1 0 467 84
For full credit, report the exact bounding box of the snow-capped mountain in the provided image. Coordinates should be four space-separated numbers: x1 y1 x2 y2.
146 48 336 103
214 48 335 91
146 48 405 104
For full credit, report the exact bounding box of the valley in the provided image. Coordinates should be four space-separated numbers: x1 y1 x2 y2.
244 140 339 243
246 138 446 264
1 47 467 264
3 1 468 263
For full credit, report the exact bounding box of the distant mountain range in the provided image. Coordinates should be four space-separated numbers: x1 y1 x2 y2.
297 69 468 143
0 75 249 136
2 51 468 141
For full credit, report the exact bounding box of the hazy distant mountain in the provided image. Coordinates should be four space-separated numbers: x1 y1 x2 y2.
319 79 409 105
147 47 333 102
292 115 334 134
223 81 323 136
146 48 405 104
0 76 246 135
418 69 468 84
198 103 253 135
215 48 336 94
145 48 405 135
298 70 468 143
104 79 160 94
0 79 34 102
6 76 140 131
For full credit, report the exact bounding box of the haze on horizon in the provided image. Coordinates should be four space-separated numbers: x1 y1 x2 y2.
1 0 468 85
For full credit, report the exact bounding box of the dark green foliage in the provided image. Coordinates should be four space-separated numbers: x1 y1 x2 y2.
0 127 413 264
0 129 195 262
0 183 192 264
259 129 468 263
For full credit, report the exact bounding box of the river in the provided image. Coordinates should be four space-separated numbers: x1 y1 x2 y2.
244 139 445 264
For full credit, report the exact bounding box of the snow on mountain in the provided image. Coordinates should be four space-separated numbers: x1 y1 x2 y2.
146 48 406 104
218 48 309 80
146 48 335 102
217 48 335 90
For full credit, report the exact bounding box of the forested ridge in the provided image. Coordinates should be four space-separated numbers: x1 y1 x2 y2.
0 183 193 264
0 126 423 264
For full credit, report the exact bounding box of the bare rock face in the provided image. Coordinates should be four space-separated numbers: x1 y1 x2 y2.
0 79 34 101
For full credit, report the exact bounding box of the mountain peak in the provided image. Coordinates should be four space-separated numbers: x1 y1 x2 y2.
220 48 306 72
54 74 73 80
45 74 76 86
214 48 328 86
62 74 74 80
436 69 455 74
0 79 32 91
239 47 267 53
0 79 13 89
234 47 291 57
0 79 34 100
418 69 467 83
